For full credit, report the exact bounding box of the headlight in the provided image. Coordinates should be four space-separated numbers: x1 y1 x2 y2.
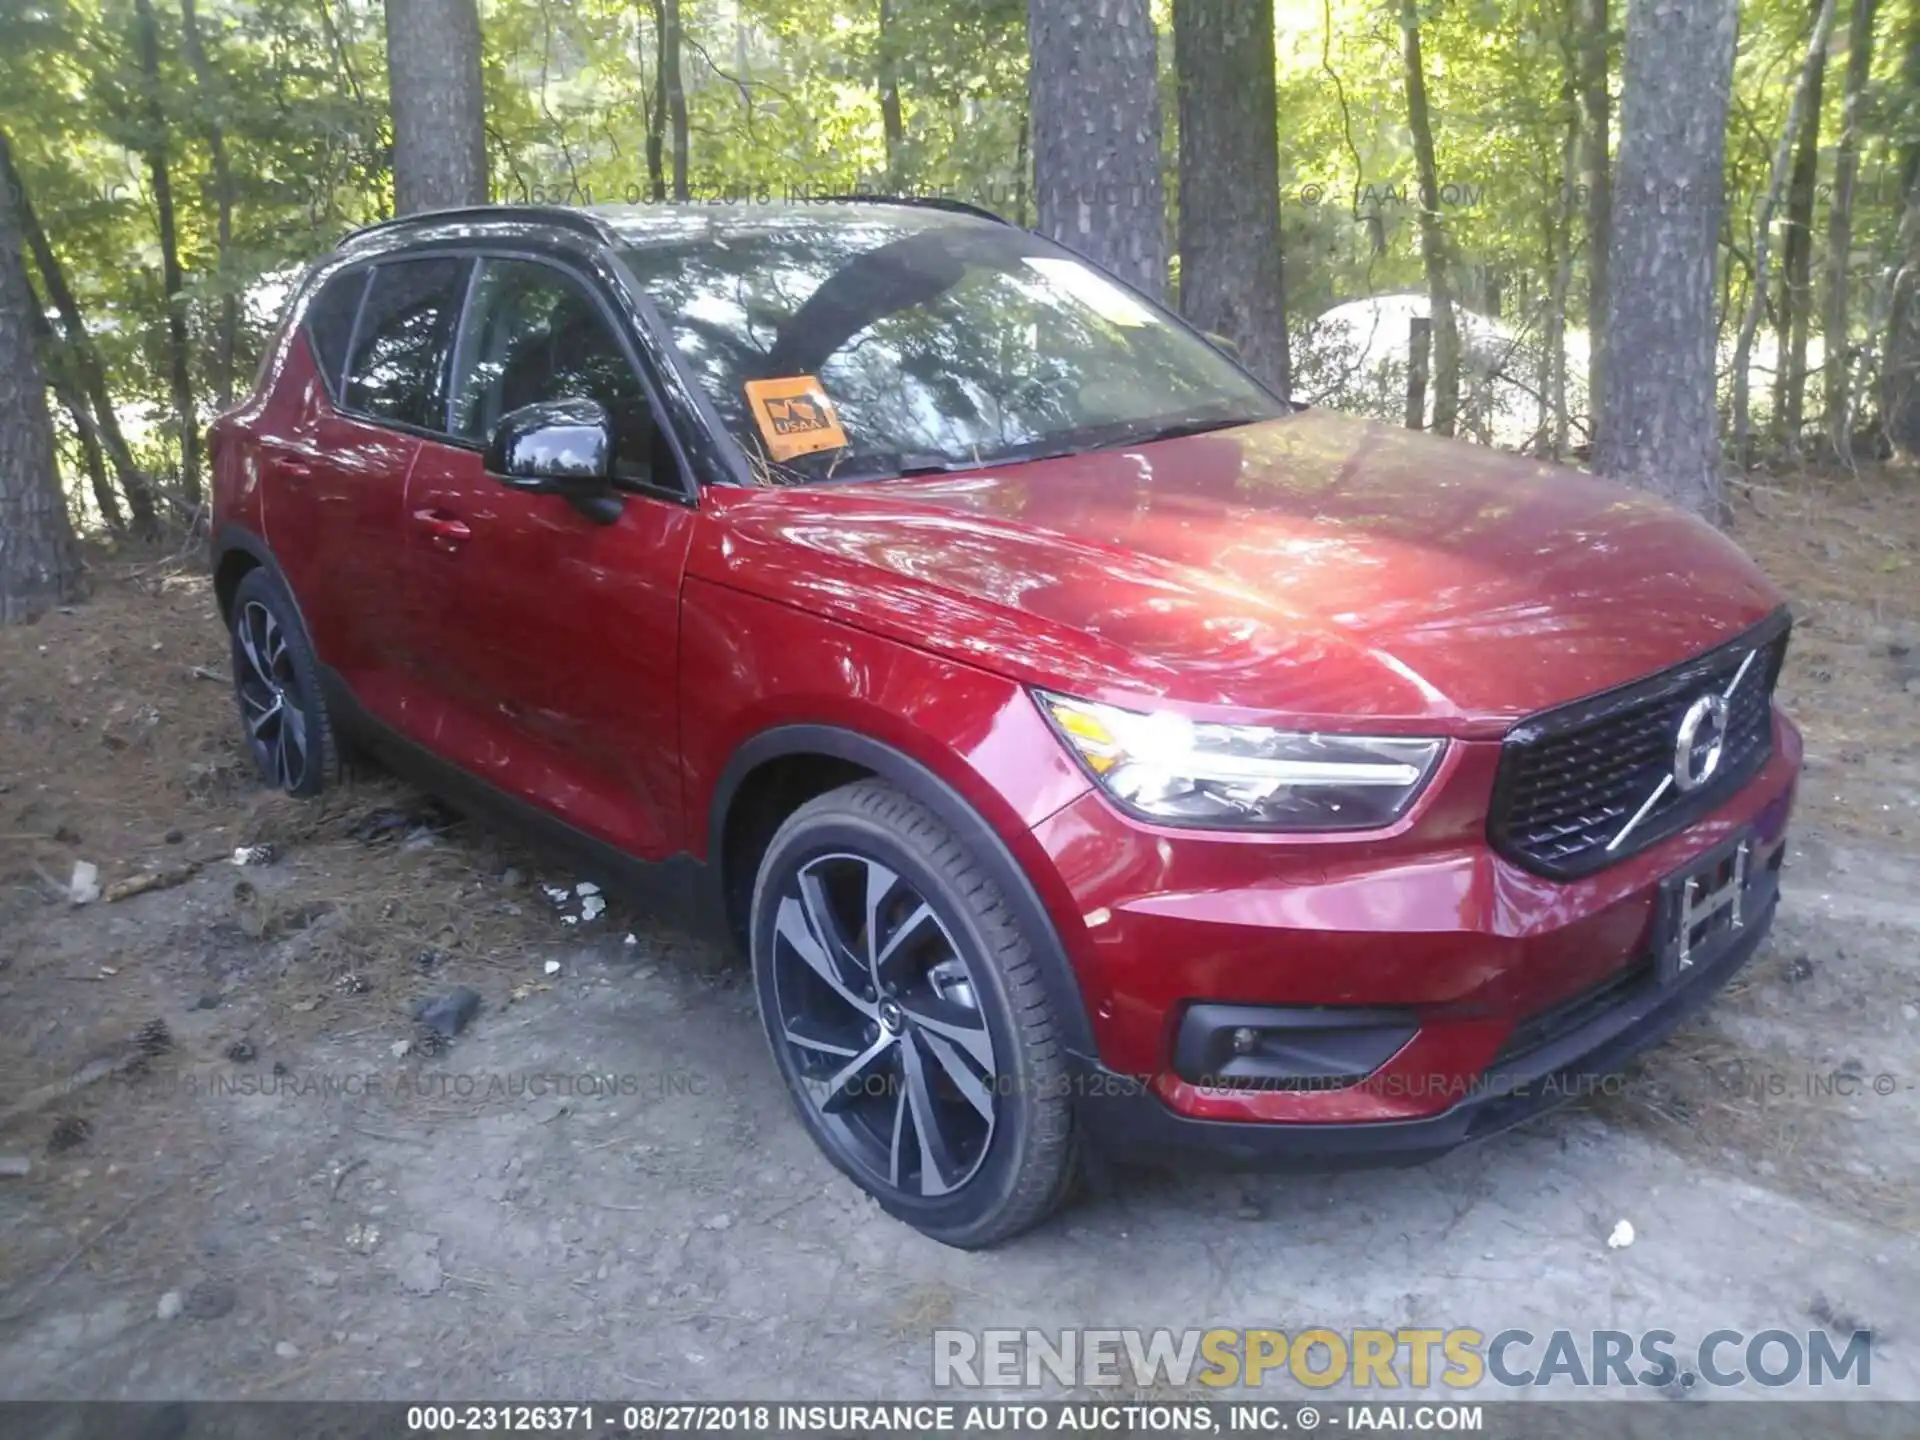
1037 691 1445 831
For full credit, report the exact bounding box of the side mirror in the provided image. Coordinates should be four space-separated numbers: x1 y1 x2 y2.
484 398 614 495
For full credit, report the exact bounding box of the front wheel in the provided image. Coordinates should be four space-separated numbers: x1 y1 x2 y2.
749 780 1078 1248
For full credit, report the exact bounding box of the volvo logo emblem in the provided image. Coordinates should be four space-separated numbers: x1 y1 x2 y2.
1673 693 1730 793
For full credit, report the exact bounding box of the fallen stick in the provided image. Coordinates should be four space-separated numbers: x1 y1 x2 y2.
0 1044 145 1131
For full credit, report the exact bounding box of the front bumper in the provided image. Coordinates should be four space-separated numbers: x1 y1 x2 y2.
1026 712 1800 1155
1072 863 1777 1168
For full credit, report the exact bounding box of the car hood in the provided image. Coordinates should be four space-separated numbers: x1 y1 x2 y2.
695 408 1783 729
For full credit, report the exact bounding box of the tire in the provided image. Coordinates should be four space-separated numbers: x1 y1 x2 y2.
749 779 1079 1248
228 568 342 798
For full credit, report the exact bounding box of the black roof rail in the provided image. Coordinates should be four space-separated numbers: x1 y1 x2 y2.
341 203 617 249
810 193 1014 227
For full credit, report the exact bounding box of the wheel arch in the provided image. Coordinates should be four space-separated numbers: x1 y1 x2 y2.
708 723 1099 1062
212 526 297 628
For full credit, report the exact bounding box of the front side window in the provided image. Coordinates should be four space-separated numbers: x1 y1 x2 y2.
448 258 657 481
343 256 471 430
619 214 1283 483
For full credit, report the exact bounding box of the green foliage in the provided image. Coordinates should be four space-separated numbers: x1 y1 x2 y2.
0 0 1913 521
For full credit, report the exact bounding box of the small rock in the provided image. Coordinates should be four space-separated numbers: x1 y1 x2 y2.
389 1039 413 1060
544 960 562 976
0 1155 31 1178
393 1233 443 1296
230 844 277 868
156 1291 184 1321
1606 1219 1636 1250
68 860 100 906
192 992 222 1011
306 1266 339 1289
1902 1004 1918 1022
1784 955 1816 985
500 867 525 888
410 986 481 1039
275 1341 300 1359
581 895 606 922
47 1115 90 1155
1235 1202 1263 1221
576 881 602 899
703 1213 734 1232
345 1222 381 1254
183 1278 237 1320
225 1040 256 1064
411 948 443 973
623 933 638 947
164 829 184 845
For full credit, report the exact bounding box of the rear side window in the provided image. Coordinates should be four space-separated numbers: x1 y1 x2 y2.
343 257 472 430
303 268 367 395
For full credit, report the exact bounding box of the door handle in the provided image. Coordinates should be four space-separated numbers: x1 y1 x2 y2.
411 507 472 551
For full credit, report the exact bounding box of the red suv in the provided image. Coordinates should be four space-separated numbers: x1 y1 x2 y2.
209 200 1800 1247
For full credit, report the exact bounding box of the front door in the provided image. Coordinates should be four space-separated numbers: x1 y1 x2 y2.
400 255 696 862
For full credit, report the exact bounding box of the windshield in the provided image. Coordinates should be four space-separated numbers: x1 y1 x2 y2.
618 214 1284 483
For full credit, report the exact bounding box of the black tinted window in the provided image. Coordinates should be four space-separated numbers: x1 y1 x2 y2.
303 268 367 393
344 257 471 430
449 259 656 480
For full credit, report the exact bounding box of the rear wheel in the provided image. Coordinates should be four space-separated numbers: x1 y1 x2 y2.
228 568 341 798
750 779 1077 1248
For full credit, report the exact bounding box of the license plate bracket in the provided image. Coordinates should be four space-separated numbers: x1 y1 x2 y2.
1656 832 1751 985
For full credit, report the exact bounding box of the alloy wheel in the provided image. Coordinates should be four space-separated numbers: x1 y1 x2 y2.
233 599 310 792
768 852 999 1198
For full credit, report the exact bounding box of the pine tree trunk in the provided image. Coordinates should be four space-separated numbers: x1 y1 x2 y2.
0 164 84 623
645 1 666 202
179 0 237 408
1881 0 1920 453
1173 0 1290 396
0 132 160 535
28 299 124 534
1400 0 1459 437
664 0 688 201
1776 0 1831 442
1823 0 1881 452
878 0 905 184
133 0 202 505
1575 0 1613 445
1595 0 1740 519
1547 58 1580 457
384 0 488 214
1732 0 1839 471
1028 0 1168 299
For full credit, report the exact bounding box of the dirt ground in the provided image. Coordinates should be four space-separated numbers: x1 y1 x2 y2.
2 465 1919 1407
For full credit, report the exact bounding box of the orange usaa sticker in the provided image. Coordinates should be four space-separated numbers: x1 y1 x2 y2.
743 375 849 462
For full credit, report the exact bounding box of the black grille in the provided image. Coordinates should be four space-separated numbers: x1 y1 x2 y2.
1489 611 1790 878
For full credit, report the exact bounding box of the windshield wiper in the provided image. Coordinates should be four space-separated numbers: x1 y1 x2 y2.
817 451 991 484
1096 415 1262 449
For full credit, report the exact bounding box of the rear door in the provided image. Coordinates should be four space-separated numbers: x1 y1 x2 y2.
398 254 697 861
262 255 472 720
